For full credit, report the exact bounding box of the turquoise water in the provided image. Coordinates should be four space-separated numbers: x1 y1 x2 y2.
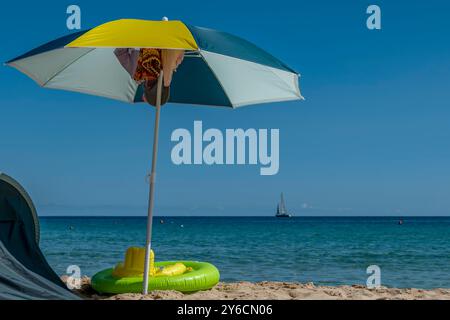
39 217 450 289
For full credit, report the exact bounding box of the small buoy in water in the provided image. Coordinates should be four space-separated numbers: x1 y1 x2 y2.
398 219 403 225
160 219 164 224
180 224 184 228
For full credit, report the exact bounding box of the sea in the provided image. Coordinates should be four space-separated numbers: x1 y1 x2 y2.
39 216 450 289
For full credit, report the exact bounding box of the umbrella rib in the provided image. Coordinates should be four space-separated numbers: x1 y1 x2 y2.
264 64 303 98
41 48 96 87
198 50 235 109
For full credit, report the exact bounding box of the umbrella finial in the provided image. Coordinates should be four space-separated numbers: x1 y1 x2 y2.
162 16 169 21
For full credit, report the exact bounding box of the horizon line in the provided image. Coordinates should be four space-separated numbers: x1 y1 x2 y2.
38 215 450 218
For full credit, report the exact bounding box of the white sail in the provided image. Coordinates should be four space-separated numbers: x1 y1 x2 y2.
279 193 286 214
276 192 291 217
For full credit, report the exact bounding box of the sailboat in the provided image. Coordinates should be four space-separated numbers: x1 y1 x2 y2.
276 193 292 218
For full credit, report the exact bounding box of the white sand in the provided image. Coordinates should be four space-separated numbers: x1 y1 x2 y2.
64 276 450 300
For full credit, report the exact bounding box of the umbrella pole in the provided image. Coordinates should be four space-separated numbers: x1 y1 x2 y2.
142 70 164 295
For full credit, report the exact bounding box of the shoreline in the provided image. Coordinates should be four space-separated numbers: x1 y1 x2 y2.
65 277 450 300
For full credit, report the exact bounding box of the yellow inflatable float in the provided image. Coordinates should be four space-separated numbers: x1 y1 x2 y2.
91 247 220 294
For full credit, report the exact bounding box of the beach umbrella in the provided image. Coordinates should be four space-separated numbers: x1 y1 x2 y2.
6 18 304 294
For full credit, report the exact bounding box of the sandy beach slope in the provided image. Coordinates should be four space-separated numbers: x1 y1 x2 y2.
63 276 450 300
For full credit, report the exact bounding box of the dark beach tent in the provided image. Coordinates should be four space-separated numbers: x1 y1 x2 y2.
0 173 79 299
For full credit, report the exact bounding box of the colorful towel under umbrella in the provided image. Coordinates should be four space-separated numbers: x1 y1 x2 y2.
6 19 304 294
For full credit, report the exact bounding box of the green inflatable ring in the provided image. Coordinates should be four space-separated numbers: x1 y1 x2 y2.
91 261 220 294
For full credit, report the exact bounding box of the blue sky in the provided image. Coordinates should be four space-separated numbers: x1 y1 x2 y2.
1 0 450 216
